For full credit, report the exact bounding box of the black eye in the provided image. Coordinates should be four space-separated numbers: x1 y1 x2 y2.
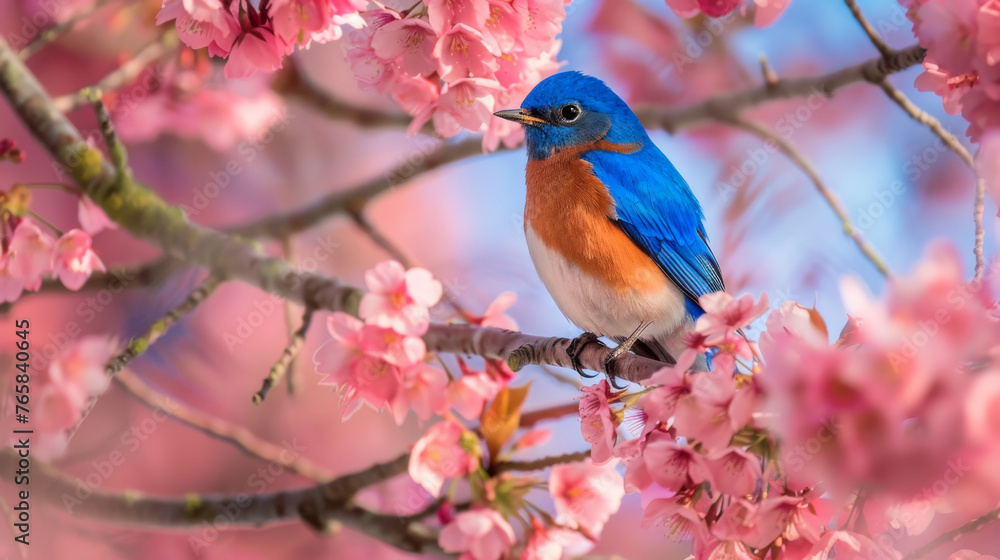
559 104 581 123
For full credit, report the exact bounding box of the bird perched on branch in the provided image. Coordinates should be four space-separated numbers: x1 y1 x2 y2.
494 71 723 385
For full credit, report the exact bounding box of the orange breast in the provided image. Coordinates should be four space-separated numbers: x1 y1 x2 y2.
524 142 668 294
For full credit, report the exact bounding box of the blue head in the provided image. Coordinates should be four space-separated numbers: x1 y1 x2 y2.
494 72 651 160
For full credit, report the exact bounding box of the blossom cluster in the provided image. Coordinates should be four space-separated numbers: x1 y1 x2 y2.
0 187 111 303
155 0 366 79
909 0 1000 141
572 242 1000 559
31 336 116 459
313 260 628 559
345 0 567 150
663 0 793 27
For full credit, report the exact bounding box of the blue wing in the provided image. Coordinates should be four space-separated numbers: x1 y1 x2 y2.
582 147 724 318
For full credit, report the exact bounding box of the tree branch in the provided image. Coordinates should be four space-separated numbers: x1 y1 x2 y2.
636 44 925 133
114 370 334 482
493 450 590 474
843 0 894 60
18 0 118 60
723 115 892 277
901 504 1000 560
52 36 174 113
0 447 438 553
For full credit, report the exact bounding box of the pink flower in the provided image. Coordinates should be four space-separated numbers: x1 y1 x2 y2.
408 421 478 497
642 437 711 492
433 24 501 82
754 0 792 26
672 367 739 450
449 360 501 419
51 229 105 291
949 552 1000 560
390 362 449 424
0 254 24 303
358 325 427 367
371 18 438 77
698 0 742 17
641 349 699 424
314 312 402 420
156 0 238 52
753 495 826 549
36 383 83 434
473 291 519 331
512 428 552 451
704 447 762 498
359 260 443 336
50 335 115 402
432 78 500 137
8 218 55 291
426 0 491 36
694 291 769 346
521 517 593 560
549 462 624 536
77 197 117 235
579 380 618 464
640 496 709 542
803 530 901 560
439 508 516 560
225 28 286 79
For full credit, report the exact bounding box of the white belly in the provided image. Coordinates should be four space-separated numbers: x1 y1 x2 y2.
525 225 691 342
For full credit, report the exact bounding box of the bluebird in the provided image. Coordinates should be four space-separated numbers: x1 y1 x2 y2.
494 71 723 384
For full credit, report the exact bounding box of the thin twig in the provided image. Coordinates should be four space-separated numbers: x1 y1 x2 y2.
0 447 437 553
348 208 470 317
901 504 1000 560
253 306 315 404
52 37 173 113
115 370 333 481
974 177 986 280
280 236 300 393
18 0 117 60
91 92 129 175
106 275 222 375
493 450 590 474
843 0 894 60
723 115 893 277
516 403 580 428
272 58 412 129
875 80 974 167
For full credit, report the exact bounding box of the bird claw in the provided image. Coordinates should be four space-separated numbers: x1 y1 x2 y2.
566 332 604 379
603 347 630 390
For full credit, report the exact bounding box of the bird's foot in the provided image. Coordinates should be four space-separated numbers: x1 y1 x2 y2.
566 332 605 379
603 343 632 390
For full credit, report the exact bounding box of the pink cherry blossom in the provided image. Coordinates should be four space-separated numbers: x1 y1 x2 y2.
439 509 515 560
8 218 55 291
642 437 711 492
0 253 24 303
225 28 286 79
51 229 105 292
512 428 552 451
433 24 501 82
949 552 1000 560
803 530 901 559
549 461 624 536
672 367 739 450
640 496 710 542
640 349 698 424
77 197 117 235
314 312 402 420
358 325 427 367
754 0 793 26
694 291 769 346
426 0 491 36
49 335 116 402
408 421 478 497
359 260 443 336
390 362 449 424
579 380 618 464
156 0 237 52
371 19 438 77
473 291 519 331
704 447 762 498
432 78 500 137
449 361 501 419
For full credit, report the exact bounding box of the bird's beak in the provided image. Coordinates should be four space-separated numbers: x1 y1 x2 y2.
493 108 546 127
